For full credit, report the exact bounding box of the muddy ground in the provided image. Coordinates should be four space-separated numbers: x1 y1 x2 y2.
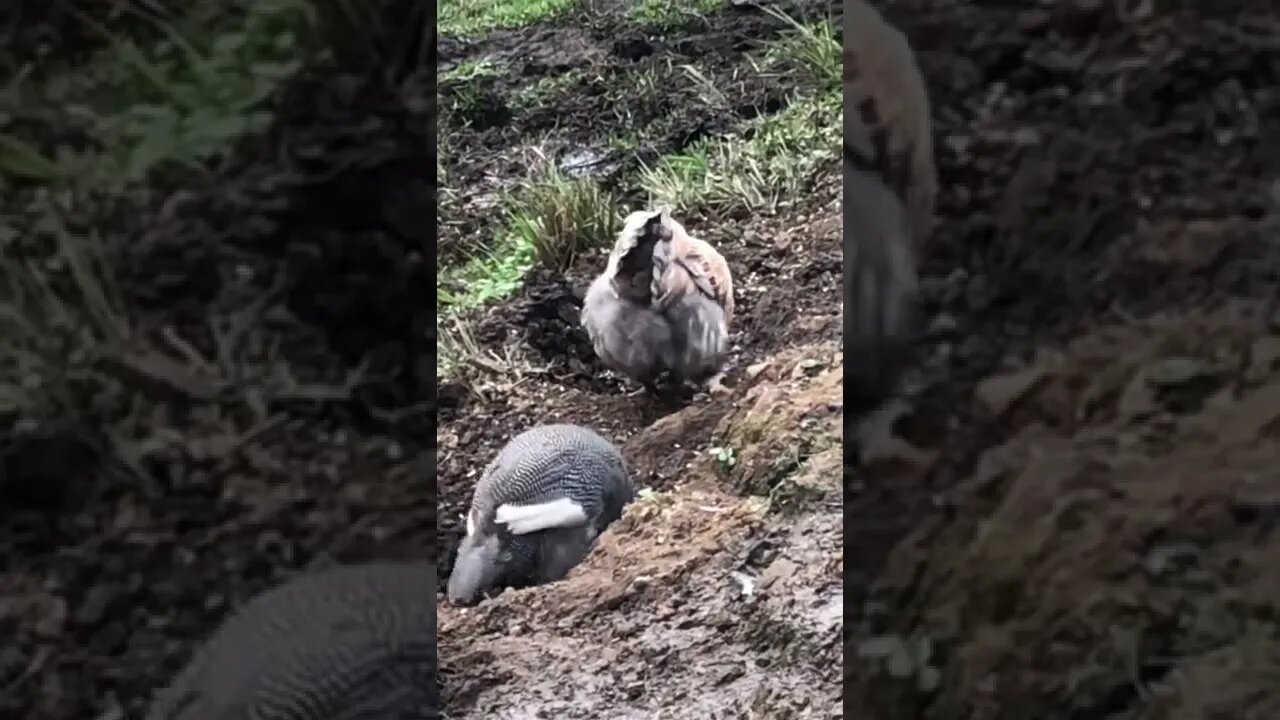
845 1 1280 718
439 1 1280 720
436 0 843 716
0 53 434 720
2 0 1277 718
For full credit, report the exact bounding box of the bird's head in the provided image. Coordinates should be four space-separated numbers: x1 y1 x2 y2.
446 518 511 607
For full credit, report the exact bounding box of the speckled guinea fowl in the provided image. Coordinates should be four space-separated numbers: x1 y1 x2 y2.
844 0 938 407
146 562 437 720
447 423 635 606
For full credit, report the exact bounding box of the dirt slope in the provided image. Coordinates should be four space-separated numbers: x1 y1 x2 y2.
437 195 844 715
845 1 1280 718
436 2 846 712
0 66 434 719
441 340 844 718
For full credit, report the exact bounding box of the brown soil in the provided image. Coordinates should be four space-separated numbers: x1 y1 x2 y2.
844 1 1280 718
436 0 844 715
2 0 1277 717
0 65 434 718
440 345 845 718
441 1 1280 719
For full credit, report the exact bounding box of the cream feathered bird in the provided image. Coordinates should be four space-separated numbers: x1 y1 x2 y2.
844 0 938 407
580 208 734 395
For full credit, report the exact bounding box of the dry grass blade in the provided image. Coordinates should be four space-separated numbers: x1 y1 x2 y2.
438 316 544 387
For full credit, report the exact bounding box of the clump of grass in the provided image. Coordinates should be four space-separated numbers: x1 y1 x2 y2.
0 203 130 431
510 170 619 270
758 12 841 90
438 236 537 312
439 0 579 38
511 68 589 109
629 0 723 30
11 0 309 190
601 61 671 121
440 57 505 116
440 57 505 84
639 88 839 213
606 133 640 153
439 169 619 313
436 312 549 385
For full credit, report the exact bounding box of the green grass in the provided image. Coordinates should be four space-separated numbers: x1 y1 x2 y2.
440 57 506 117
639 18 840 212
435 12 840 379
439 0 580 38
438 236 537 311
512 68 589 109
639 88 839 213
629 0 723 29
438 169 619 313
758 10 841 90
606 133 641 152
0 0 310 191
435 170 618 380
440 57 506 84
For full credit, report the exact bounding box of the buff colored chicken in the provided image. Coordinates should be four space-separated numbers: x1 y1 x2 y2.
844 0 938 407
581 208 734 396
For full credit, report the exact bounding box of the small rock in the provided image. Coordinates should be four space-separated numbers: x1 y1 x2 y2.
857 635 903 659
759 558 798 589
918 665 942 693
1144 356 1206 386
792 358 824 378
1012 126 1042 146
1245 337 1280 382
886 643 915 679
74 585 115 628
34 596 67 638
975 367 1050 417
1145 543 1198 576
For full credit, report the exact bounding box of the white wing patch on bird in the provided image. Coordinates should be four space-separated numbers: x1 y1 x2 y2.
495 497 589 534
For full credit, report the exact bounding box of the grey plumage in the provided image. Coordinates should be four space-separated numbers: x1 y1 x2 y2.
447 424 634 607
581 209 734 392
146 562 437 720
844 0 937 407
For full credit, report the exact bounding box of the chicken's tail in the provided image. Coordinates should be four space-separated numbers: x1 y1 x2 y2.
844 0 937 408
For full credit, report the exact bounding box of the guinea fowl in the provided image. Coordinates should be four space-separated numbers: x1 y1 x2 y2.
580 208 735 396
844 0 938 408
145 562 437 719
447 423 635 607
